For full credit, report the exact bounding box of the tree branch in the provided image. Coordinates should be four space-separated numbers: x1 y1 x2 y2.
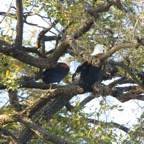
19 117 72 144
58 116 129 133
16 92 77 143
84 0 127 18
93 82 144 102
15 0 23 49
67 37 141 68
21 84 83 118
88 118 129 133
36 20 59 48
22 46 46 57
13 83 143 143
114 89 144 102
79 93 96 108
0 41 57 68
0 17 94 69
44 35 62 41
0 128 20 144
48 1 118 61
108 61 144 91
65 102 74 112
8 90 23 112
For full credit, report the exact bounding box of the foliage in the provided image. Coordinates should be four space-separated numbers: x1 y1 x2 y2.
0 0 144 143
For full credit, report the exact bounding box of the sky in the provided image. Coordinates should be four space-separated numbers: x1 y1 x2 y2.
0 0 144 139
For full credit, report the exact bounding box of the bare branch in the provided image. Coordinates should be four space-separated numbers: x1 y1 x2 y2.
65 102 74 112
23 19 47 28
79 93 96 108
87 42 140 67
98 43 140 64
44 35 62 41
22 46 46 57
19 81 58 89
0 40 57 68
36 20 59 48
108 77 126 88
0 80 75 90
15 0 23 49
88 118 129 133
114 89 144 102
0 78 142 105
21 84 83 118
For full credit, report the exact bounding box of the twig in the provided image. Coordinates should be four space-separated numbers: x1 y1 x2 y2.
0 1 14 23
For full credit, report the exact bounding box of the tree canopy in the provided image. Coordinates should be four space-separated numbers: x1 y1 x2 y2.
0 0 144 143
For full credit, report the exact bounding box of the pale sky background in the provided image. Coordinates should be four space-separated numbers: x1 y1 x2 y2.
0 0 144 140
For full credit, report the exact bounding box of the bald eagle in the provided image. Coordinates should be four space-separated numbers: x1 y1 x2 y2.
73 44 105 92
42 56 71 85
